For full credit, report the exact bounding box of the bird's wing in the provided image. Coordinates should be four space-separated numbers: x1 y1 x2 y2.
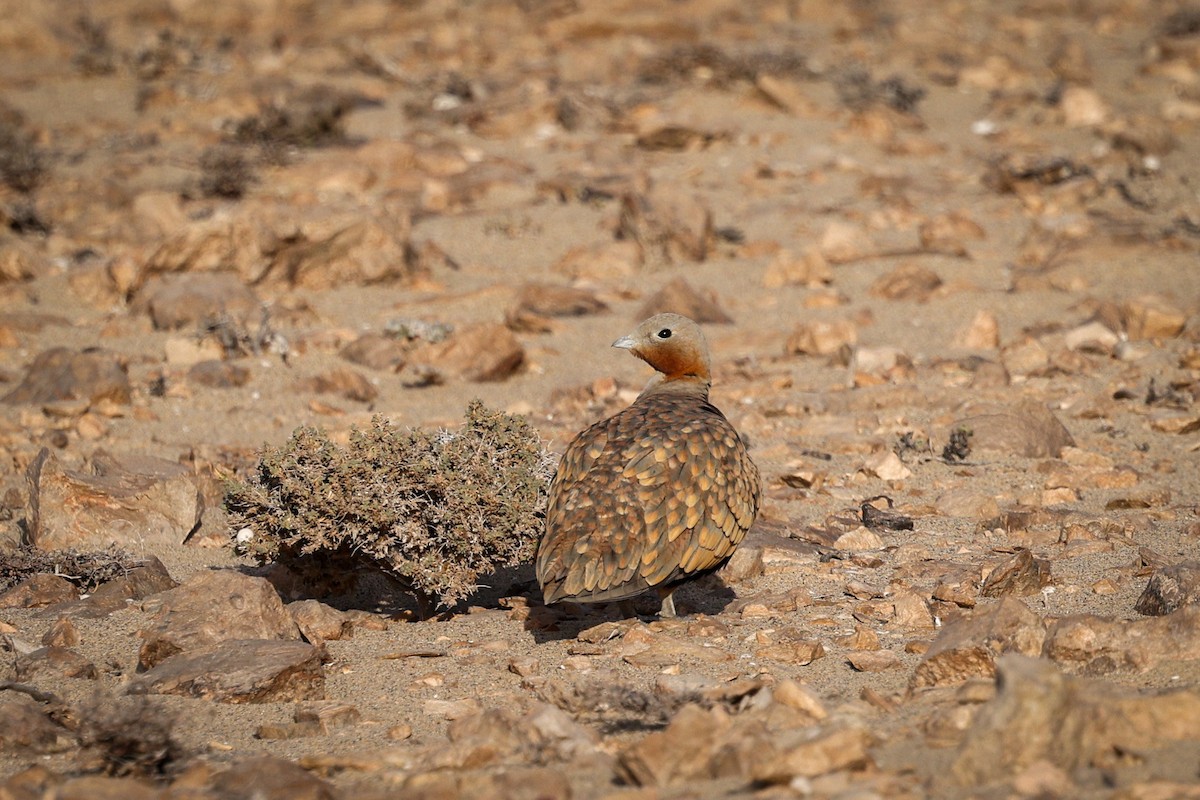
537 399 760 604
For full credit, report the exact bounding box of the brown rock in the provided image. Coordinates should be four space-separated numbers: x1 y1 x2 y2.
981 549 1053 597
130 639 324 703
48 556 177 618
135 272 261 331
932 568 981 608
208 754 337 799
298 367 378 402
412 322 525 382
187 360 251 389
618 185 714 265
1136 562 1200 616
617 704 735 786
1122 294 1187 340
911 598 1047 688
512 283 608 318
0 573 79 609
762 248 832 288
751 725 874 784
636 277 733 324
0 697 72 753
138 570 300 670
1044 606 1200 674
948 654 1200 788
919 211 986 256
288 599 353 644
295 700 361 733
25 448 203 552
846 650 902 672
958 309 1000 350
41 616 79 647
870 263 943 301
2 348 131 405
339 333 408 372
952 399 1075 458
15 645 97 680
785 318 857 356
551 240 643 281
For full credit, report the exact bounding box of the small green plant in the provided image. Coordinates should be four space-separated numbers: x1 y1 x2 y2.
225 401 553 613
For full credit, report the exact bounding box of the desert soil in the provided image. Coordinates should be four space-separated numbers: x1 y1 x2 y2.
2 0 1200 798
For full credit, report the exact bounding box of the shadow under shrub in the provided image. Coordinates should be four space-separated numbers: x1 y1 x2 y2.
225 401 553 613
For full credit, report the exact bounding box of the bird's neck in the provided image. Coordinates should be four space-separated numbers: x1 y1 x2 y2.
637 373 711 401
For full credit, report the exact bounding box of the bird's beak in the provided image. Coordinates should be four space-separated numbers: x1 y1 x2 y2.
612 334 635 350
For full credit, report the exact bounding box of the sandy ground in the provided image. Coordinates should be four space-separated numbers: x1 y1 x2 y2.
1 0 1200 796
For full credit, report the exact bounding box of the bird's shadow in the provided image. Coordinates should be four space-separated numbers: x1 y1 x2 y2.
522 575 738 644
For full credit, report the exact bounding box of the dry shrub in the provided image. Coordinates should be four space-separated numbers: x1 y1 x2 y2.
0 545 139 593
76 694 184 777
225 401 553 611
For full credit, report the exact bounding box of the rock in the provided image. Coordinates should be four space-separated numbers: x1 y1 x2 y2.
165 337 226 368
135 272 261 331
636 277 733 324
617 704 735 786
951 399 1075 458
511 283 608 318
145 207 414 290
772 679 828 720
208 754 337 799
139 570 300 670
14 645 97 680
819 220 873 263
288 599 353 644
1064 321 1119 353
958 309 1000 350
411 322 525 382
618 702 871 788
24 448 203 551
1061 85 1109 127
48 556 176 618
424 698 483 720
339 333 408 372
980 549 1053 597
295 700 361 733
751 725 874 785
402 766 572 800
0 697 72 753
932 568 981 608
130 639 324 703
833 527 885 551
785 318 857 356
870 263 943 301
618 185 714 264
846 650 902 672
1136 562 1200 616
2 348 131 405
911 598 1047 688
0 574 79 609
1043 606 1200 674
1122 294 1187 340
551 240 643 282
1000 337 1050 376
861 450 912 481
762 247 831 288
297 367 378 402
919 211 986 256
47 776 174 800
41 616 79 647
187 360 251 389
948 655 1200 788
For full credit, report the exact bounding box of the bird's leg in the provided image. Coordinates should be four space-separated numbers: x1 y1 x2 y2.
657 589 677 619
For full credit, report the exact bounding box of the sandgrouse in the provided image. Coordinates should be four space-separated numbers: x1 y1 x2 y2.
536 313 761 617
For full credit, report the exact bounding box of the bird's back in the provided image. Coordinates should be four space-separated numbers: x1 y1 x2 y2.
536 384 760 605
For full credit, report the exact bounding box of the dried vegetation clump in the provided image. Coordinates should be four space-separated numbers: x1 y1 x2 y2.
75 694 185 778
225 401 554 611
0 545 139 593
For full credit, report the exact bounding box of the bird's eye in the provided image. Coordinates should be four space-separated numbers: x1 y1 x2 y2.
657 328 672 339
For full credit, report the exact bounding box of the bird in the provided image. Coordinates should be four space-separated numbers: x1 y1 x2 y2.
536 312 761 617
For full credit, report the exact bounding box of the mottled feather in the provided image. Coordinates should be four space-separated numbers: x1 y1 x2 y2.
536 313 761 613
